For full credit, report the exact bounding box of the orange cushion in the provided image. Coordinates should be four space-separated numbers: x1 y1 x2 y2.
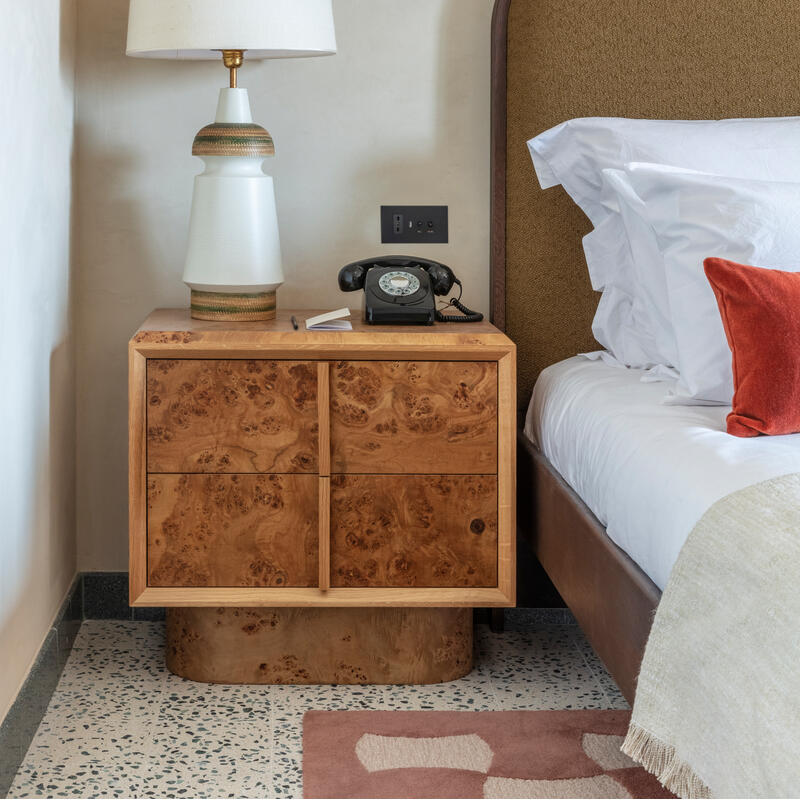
704 257 800 437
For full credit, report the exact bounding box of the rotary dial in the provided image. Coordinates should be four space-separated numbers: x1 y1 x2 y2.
378 270 420 297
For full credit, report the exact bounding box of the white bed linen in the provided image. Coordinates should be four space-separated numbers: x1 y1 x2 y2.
524 356 800 590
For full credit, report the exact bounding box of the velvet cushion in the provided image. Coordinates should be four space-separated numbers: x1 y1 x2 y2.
704 257 800 437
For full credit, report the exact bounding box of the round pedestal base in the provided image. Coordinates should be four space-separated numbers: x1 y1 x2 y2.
166 607 473 685
190 290 276 321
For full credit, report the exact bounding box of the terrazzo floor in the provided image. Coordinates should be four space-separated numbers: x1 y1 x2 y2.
8 619 628 799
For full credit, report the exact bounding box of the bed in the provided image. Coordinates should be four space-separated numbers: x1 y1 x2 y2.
490 0 800 704
526 357 800 591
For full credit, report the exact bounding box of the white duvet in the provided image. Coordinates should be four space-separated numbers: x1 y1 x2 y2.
524 356 800 590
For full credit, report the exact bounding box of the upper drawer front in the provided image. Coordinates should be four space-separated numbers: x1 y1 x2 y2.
330 361 497 474
147 359 318 473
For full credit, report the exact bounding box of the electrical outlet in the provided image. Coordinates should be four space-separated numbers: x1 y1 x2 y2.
381 205 448 244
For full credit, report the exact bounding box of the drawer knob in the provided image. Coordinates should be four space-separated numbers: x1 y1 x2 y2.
470 518 485 535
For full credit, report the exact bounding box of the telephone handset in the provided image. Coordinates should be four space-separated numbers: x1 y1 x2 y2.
338 256 484 325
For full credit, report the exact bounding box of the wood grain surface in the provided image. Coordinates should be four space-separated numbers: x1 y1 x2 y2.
166 606 473 684
318 476 330 592
129 349 148 604
130 309 513 362
330 361 497 474
317 361 330 476
497 351 517 605
146 359 318 473
147 473 318 587
134 308 502 338
330 475 497 588
133 586 512 607
129 310 516 609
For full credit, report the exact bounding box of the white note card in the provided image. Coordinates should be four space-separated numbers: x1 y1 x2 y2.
305 308 353 331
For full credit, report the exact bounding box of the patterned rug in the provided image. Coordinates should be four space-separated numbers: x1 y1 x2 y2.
303 710 673 798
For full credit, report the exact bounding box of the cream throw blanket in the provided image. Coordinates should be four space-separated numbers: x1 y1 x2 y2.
622 473 800 798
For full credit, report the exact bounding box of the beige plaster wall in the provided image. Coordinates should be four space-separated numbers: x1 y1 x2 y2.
0 0 78 723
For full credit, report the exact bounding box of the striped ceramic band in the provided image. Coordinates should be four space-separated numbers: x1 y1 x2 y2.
192 123 275 158
190 290 277 321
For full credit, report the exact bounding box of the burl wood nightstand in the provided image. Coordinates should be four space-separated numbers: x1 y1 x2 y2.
129 309 516 684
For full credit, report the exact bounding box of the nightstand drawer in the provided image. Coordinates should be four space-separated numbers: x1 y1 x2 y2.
330 361 497 474
147 473 319 587
329 474 497 587
146 359 319 473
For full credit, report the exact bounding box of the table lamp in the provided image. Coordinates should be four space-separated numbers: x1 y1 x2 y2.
126 0 337 320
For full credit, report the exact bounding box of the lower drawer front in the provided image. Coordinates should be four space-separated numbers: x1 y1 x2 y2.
330 474 497 588
147 474 318 587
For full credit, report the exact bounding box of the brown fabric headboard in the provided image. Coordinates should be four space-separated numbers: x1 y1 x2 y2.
491 0 800 404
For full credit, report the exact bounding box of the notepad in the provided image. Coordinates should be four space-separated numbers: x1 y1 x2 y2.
305 308 353 331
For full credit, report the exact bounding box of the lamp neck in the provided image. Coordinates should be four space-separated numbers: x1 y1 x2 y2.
214 88 254 124
220 49 246 89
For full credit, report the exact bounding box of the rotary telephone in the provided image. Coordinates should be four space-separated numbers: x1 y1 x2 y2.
337 256 484 325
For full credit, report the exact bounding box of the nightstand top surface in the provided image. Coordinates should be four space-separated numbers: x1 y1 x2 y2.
131 309 515 356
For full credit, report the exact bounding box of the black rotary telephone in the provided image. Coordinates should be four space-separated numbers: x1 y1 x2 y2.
337 256 484 325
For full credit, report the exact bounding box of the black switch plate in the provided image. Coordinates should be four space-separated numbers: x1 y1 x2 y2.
381 205 448 244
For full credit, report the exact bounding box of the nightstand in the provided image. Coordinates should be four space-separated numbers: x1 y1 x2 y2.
130 309 516 683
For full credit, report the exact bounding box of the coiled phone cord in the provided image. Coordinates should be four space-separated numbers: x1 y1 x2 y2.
435 279 484 323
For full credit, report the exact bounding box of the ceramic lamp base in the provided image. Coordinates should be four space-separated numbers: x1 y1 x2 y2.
190 289 277 321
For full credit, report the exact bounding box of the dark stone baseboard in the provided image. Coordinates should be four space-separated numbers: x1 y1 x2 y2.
82 572 165 621
0 576 81 798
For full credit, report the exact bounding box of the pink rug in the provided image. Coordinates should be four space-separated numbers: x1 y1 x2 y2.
303 710 672 799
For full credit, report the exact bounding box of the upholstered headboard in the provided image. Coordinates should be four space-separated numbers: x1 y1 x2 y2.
491 0 800 404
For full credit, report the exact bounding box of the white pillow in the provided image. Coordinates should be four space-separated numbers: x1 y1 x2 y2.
600 168 682 369
617 163 800 404
528 116 800 368
582 214 661 367
591 285 659 368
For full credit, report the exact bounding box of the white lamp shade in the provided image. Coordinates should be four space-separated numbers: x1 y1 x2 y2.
126 0 336 59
